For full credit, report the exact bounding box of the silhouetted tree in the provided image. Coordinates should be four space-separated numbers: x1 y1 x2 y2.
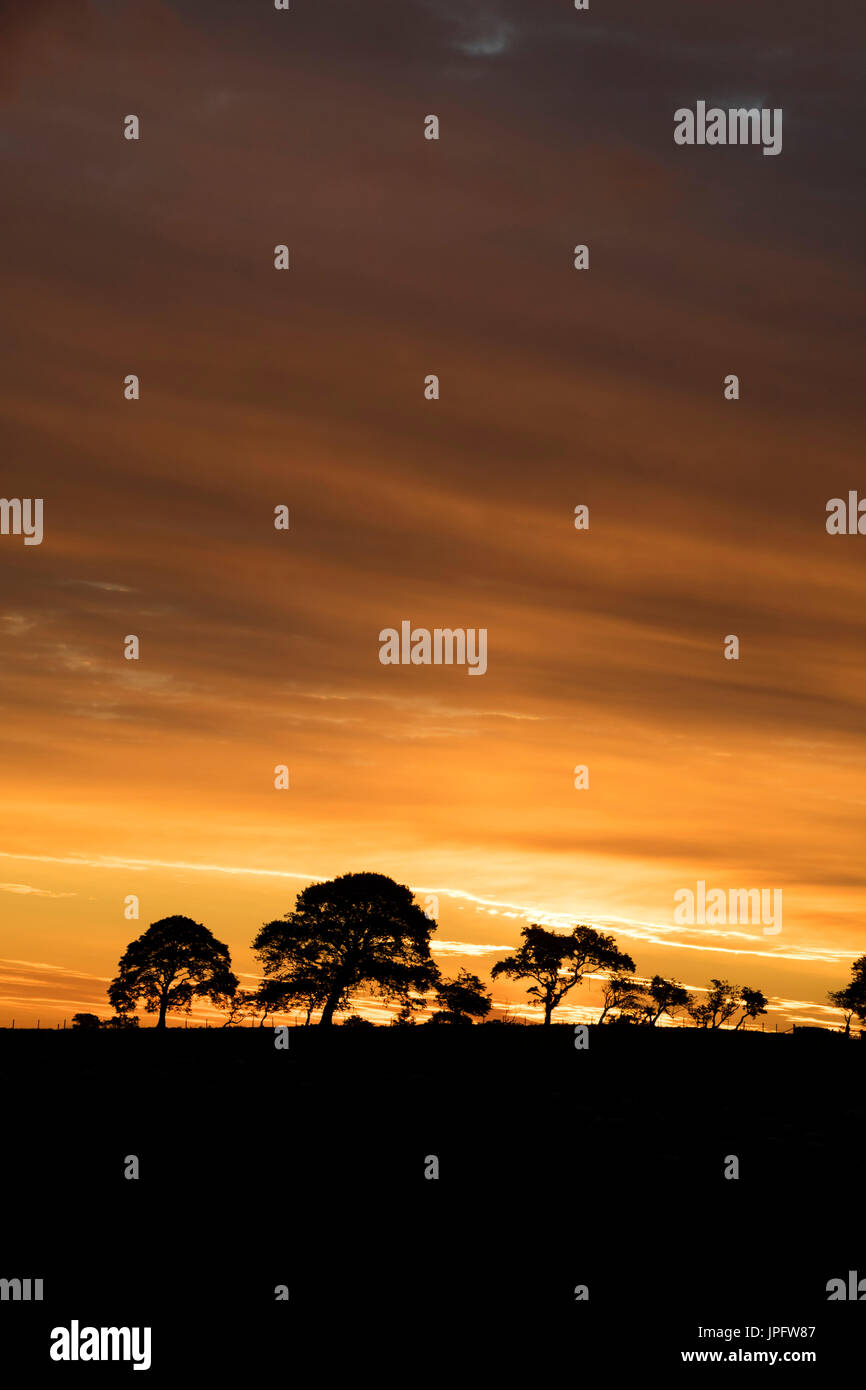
828 956 866 1034
219 989 259 1027
104 1014 139 1029
646 976 691 1026
71 1012 102 1030
247 973 327 1027
597 971 644 1024
390 1004 416 1027
432 968 492 1023
686 997 712 1028
491 924 634 1025
108 916 238 1029
252 873 440 1027
828 989 855 1035
734 986 768 1030
702 979 742 1029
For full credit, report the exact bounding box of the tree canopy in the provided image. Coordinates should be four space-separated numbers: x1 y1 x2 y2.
252 872 440 1026
687 979 769 1030
646 976 691 1026
108 915 238 1028
491 924 634 1024
828 956 866 1034
597 970 644 1025
429 968 492 1024
734 986 769 1030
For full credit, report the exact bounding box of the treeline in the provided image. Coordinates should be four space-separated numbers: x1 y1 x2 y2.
73 871 865 1033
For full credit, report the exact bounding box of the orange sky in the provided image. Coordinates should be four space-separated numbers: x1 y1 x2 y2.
1 0 864 1028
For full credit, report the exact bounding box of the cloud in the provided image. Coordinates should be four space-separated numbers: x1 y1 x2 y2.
0 852 856 969
65 580 136 593
454 23 515 58
432 939 513 956
2 614 35 635
0 882 75 898
0 0 863 1036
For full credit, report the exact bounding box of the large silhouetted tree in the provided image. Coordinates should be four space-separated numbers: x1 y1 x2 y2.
491 924 634 1025
828 956 866 1034
252 872 440 1026
108 916 238 1028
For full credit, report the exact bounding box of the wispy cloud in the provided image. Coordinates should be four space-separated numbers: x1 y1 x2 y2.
2 613 35 635
64 580 136 593
0 853 852 971
0 884 74 895
432 939 514 956
0 882 76 898
454 24 514 58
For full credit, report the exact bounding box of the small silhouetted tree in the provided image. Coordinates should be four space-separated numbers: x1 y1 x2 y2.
702 979 742 1029
431 968 492 1024
252 872 440 1027
828 956 866 1035
71 1012 102 1030
734 986 768 1030
108 916 238 1029
104 1014 139 1030
245 976 324 1027
219 989 259 1027
597 971 644 1025
491 924 635 1025
686 997 712 1029
828 989 855 1035
646 976 691 1026
391 1004 416 1027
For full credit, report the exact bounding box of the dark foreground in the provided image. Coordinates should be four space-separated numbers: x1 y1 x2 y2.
2 1024 864 1379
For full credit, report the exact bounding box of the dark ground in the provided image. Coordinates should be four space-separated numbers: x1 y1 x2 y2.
1 1024 863 1378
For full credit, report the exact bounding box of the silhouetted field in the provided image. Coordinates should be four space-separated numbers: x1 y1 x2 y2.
2 1026 863 1376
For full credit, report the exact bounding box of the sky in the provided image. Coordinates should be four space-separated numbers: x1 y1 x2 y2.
1 0 864 1028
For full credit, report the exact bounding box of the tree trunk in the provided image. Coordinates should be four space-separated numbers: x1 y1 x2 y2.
156 993 169 1029
319 991 341 1026
543 997 554 1025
